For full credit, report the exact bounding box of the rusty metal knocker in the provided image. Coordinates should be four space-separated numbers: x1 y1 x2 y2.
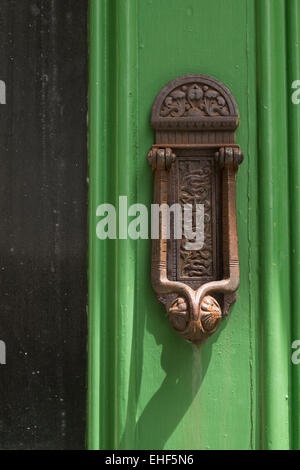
147 74 243 345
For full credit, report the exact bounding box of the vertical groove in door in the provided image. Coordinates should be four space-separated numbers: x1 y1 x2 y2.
286 0 300 451
255 0 291 450
246 0 260 450
88 0 111 450
113 0 138 450
88 0 138 450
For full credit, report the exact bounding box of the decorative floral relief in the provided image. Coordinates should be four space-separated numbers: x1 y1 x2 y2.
178 161 214 279
200 296 222 332
160 83 229 118
168 297 188 332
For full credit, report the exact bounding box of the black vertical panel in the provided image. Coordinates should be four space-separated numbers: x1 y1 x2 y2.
0 1 87 449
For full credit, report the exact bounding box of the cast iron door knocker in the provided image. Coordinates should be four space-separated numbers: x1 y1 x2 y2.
147 74 243 345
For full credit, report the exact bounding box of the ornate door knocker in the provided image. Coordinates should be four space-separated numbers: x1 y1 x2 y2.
147 74 243 345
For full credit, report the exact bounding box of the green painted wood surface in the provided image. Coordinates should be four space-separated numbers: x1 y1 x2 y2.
88 0 299 450
287 0 300 451
256 0 291 450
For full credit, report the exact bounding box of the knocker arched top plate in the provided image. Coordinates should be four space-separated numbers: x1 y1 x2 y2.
147 74 243 345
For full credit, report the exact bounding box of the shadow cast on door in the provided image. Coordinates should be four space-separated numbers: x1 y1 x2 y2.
119 281 225 450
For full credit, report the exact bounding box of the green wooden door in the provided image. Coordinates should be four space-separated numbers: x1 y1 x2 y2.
88 0 300 450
